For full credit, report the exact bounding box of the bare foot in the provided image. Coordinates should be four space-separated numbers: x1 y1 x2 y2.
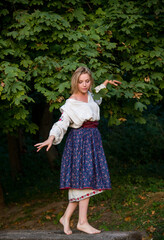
77 222 101 234
59 216 72 235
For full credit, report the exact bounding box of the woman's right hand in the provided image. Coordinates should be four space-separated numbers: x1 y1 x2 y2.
34 135 55 152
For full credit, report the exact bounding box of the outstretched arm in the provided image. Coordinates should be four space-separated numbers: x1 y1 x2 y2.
34 135 55 152
34 111 71 151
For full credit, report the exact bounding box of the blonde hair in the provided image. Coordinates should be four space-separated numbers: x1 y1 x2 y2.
71 66 94 93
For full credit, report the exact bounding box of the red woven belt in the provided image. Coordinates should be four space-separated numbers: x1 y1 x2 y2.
82 121 99 128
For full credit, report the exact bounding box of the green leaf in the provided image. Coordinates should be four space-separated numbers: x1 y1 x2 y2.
151 73 163 81
96 8 106 15
26 123 39 134
134 102 147 112
14 108 29 120
135 83 146 89
108 116 121 126
121 61 133 71
73 8 85 23
73 41 86 51
92 88 108 100
150 51 161 58
0 9 9 16
159 81 164 89
12 83 25 93
106 42 117 50
0 85 3 96
94 68 107 78
124 91 134 98
135 117 146 124
58 81 70 93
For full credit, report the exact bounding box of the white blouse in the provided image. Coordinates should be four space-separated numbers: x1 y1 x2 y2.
49 84 106 145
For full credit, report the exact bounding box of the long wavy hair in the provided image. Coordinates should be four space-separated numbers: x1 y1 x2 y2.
71 66 94 94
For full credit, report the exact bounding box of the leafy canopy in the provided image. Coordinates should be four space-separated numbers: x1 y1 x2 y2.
0 0 163 132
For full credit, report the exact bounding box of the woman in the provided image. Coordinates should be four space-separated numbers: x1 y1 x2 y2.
34 66 121 235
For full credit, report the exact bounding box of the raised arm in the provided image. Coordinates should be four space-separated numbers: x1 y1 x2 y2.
93 79 122 105
103 79 122 87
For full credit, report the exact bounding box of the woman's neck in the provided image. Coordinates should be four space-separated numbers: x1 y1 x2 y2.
71 91 88 103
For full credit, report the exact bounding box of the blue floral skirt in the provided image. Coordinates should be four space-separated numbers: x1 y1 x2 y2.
60 127 111 190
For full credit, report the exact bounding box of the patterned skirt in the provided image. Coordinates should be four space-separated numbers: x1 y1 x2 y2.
60 123 111 196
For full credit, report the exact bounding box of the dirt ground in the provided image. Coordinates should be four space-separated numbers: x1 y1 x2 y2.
0 198 118 231
0 191 163 240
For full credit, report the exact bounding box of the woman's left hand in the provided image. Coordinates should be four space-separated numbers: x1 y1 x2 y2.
108 80 122 86
103 79 122 87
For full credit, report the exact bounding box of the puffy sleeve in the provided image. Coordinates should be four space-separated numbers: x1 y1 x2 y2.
49 111 72 145
94 83 106 105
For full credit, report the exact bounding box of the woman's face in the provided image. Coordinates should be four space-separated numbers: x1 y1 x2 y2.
77 73 91 94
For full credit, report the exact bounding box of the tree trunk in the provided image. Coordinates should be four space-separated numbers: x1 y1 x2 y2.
39 103 60 169
7 133 22 180
0 182 4 209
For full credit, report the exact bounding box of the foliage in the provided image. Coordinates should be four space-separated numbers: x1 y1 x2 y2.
100 104 164 166
0 0 163 133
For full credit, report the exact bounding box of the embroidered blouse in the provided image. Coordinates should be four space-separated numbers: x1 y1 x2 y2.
49 84 106 145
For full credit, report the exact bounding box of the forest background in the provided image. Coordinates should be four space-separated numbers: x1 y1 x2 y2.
0 0 163 239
